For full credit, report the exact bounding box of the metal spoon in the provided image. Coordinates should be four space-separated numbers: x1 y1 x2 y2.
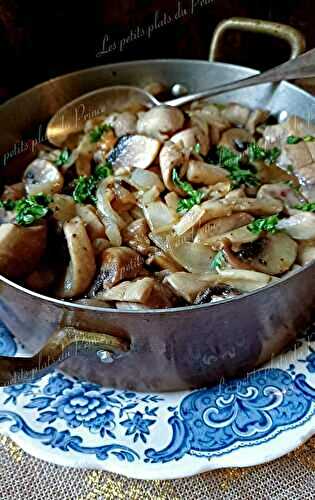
47 47 315 147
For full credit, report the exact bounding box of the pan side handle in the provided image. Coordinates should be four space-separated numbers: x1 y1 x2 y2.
0 327 129 387
209 17 306 63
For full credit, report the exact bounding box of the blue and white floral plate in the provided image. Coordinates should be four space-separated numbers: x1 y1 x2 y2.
0 321 314 480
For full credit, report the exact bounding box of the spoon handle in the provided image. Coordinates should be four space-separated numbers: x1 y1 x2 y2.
164 47 315 107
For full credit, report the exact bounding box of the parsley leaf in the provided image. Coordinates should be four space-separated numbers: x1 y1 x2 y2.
73 161 113 204
247 215 280 235
89 124 113 143
15 194 52 226
287 135 302 145
73 176 97 204
287 135 315 145
294 202 315 212
194 143 201 154
247 143 281 164
217 146 259 188
172 169 204 213
210 250 226 271
94 162 113 181
55 148 71 167
0 199 17 211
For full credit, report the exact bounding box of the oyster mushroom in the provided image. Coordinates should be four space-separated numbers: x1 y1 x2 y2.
257 183 302 207
122 218 153 255
194 213 254 243
159 140 189 194
216 268 277 291
137 106 184 140
107 134 161 170
235 233 298 275
56 216 96 298
97 277 155 303
104 111 137 137
50 194 76 228
0 223 47 279
95 246 144 290
246 109 269 134
219 128 253 153
163 272 217 303
143 201 178 232
171 128 197 150
186 160 228 185
221 103 251 127
194 285 241 304
297 240 315 265
23 159 64 196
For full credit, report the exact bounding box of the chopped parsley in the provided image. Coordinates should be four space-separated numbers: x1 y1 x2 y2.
15 194 52 226
73 161 113 204
217 146 259 188
194 143 201 154
247 215 280 235
294 202 315 212
247 143 281 164
54 148 71 167
0 199 17 211
287 135 315 145
89 123 113 143
94 161 113 181
210 250 226 271
172 169 204 213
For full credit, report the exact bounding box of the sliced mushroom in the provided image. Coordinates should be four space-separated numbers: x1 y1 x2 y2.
216 268 277 291
257 183 302 207
159 140 189 194
122 218 153 255
221 103 251 127
23 159 64 196
219 128 253 153
56 216 96 298
104 112 137 137
236 233 298 275
246 109 269 134
146 251 184 272
171 128 197 150
107 134 161 170
97 277 155 303
50 194 76 228
206 225 259 250
194 285 241 304
186 160 228 185
163 272 217 303
277 212 315 240
76 204 106 240
194 213 254 243
0 223 47 278
137 106 184 140
97 246 144 290
297 240 315 265
25 266 55 291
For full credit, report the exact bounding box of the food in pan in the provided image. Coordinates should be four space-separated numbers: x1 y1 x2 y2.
1 98 315 309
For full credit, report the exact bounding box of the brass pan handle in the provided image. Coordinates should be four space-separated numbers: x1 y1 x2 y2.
209 17 306 62
0 327 129 387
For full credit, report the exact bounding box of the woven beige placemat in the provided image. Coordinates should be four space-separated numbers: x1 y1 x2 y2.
0 436 314 499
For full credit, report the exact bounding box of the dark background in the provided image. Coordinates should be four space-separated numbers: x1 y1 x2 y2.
0 0 314 101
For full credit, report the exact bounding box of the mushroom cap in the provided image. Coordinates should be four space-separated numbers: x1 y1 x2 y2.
137 106 184 140
0 223 47 279
23 159 64 196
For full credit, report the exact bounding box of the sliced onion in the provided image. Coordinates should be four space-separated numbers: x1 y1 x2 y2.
277 212 315 240
143 201 178 232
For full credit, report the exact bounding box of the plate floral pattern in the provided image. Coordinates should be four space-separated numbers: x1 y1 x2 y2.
0 321 314 480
